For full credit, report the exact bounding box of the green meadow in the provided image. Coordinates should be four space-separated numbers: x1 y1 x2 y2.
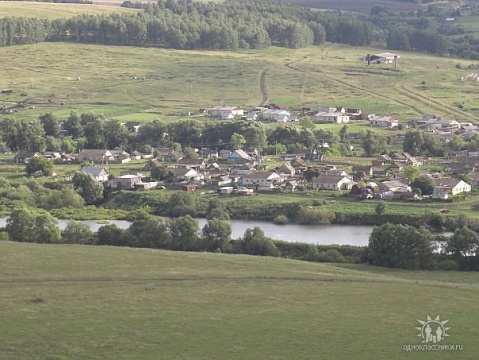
0 42 478 123
0 1 135 19
0 242 478 359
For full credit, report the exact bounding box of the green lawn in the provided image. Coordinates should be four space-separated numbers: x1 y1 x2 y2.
0 242 478 359
1 42 479 124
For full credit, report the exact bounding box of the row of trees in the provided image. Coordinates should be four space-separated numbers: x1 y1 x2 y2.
0 112 350 157
3 206 280 257
366 223 479 270
0 0 374 50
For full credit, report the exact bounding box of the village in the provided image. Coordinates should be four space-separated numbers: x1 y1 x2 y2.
5 98 479 205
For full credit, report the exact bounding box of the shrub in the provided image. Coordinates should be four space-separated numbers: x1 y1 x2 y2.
437 259 459 271
273 215 289 225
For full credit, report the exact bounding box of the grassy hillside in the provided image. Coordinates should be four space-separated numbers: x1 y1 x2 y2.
0 42 478 123
1 242 478 359
0 1 136 19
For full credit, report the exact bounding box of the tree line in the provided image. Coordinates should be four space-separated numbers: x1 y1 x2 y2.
3 205 479 271
0 0 374 50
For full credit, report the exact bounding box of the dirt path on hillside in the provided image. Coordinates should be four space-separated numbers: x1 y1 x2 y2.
259 68 269 106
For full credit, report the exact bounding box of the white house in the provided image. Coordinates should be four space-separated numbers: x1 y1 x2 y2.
260 109 291 122
433 179 471 200
208 106 244 119
368 52 400 65
81 166 109 182
313 111 350 124
241 171 282 191
369 116 398 128
312 175 355 190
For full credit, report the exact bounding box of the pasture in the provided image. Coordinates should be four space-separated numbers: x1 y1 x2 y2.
0 242 478 359
0 1 135 19
0 42 478 124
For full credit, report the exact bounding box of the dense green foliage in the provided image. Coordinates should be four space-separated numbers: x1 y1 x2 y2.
0 0 375 50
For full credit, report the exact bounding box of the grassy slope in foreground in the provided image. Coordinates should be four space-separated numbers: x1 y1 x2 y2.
1 242 478 359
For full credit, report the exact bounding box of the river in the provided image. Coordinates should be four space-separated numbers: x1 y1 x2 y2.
0 217 372 246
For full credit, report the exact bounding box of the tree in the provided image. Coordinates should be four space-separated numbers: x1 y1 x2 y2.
375 202 386 215
169 215 200 251
206 199 230 220
6 207 61 243
72 171 104 205
403 130 425 156
230 132 246 150
62 221 95 244
412 175 435 195
403 166 420 182
338 124 349 142
367 223 434 270
241 227 279 257
168 191 196 217
361 130 386 157
202 218 232 251
25 156 54 176
39 112 60 137
446 226 479 257
127 219 172 249
97 224 125 246
300 116 315 130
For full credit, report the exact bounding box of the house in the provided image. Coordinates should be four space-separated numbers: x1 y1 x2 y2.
177 158 206 170
227 149 252 163
260 109 291 122
171 168 204 183
43 151 62 161
312 175 355 190
143 159 162 171
346 108 362 120
219 186 234 195
208 106 244 119
230 163 256 176
208 162 221 173
351 165 373 180
130 150 142 160
109 173 143 189
378 180 411 194
277 162 295 177
199 148 218 159
81 166 109 182
245 111 259 121
211 175 232 187
240 171 282 191
109 150 131 164
313 111 350 124
432 179 471 199
368 52 400 65
369 116 398 128
219 150 232 159
77 149 113 164
14 152 40 164
391 152 422 166
371 154 392 166
284 180 300 193
123 122 142 133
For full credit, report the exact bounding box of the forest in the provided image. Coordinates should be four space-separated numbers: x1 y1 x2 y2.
0 0 374 49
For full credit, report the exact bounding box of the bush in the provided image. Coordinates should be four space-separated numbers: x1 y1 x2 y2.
273 215 289 225
318 249 344 263
437 259 459 271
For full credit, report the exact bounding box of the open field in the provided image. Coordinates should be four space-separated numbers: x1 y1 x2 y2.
1 241 478 359
1 42 479 123
0 1 135 19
